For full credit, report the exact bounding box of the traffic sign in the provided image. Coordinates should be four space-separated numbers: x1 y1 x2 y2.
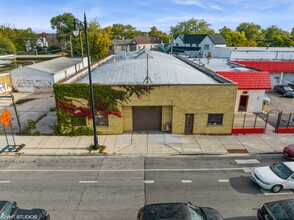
0 109 11 126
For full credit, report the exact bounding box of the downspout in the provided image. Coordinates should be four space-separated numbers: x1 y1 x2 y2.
279 72 284 85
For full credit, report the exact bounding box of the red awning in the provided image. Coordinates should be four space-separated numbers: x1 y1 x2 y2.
233 61 294 73
217 71 272 90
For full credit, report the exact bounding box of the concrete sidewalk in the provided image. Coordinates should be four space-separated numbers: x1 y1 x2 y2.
1 92 292 157
0 132 293 156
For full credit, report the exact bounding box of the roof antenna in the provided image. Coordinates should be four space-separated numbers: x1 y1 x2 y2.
143 52 152 84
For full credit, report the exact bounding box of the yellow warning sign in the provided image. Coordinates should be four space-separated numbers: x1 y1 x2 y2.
0 109 11 127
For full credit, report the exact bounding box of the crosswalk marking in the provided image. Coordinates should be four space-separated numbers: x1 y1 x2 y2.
235 159 260 165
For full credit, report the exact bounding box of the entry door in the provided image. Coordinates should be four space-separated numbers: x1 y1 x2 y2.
239 95 248 112
185 114 194 134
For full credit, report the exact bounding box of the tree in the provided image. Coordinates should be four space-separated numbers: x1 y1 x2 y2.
148 26 170 43
219 26 253 46
262 25 294 47
88 21 111 60
0 33 16 53
110 24 141 39
0 25 35 52
149 26 161 37
50 13 75 42
170 18 215 38
236 23 262 41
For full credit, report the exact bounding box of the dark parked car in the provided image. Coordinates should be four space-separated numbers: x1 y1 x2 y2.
0 201 50 220
257 199 294 220
288 83 294 90
284 144 294 160
137 202 223 220
273 85 294 97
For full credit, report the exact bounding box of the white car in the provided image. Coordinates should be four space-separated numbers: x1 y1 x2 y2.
251 162 294 193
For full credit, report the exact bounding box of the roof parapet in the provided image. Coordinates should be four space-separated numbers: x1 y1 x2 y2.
177 55 233 84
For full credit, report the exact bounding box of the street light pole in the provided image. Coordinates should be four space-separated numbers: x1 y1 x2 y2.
73 12 99 150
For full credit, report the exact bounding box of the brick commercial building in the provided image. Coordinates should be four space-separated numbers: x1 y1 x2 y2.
73 50 237 135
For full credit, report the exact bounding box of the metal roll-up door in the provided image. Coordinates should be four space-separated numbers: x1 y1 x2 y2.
133 106 162 130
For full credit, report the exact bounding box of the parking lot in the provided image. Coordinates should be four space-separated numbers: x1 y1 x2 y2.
266 90 294 113
263 90 294 129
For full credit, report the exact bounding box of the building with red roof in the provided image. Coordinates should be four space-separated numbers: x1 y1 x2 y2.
180 57 272 113
217 71 272 112
233 61 294 87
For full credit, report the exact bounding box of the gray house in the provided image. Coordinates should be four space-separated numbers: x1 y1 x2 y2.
108 39 133 55
109 37 162 55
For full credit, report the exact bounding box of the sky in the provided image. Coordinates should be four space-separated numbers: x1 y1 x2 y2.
1 0 294 34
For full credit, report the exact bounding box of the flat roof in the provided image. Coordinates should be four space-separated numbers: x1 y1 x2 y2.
25 57 82 74
185 58 253 72
78 50 221 85
219 47 294 52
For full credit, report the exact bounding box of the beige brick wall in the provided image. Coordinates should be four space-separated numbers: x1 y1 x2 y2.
121 84 237 134
72 84 237 135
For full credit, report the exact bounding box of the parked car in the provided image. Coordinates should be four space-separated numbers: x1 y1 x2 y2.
288 83 294 90
136 202 224 220
0 201 50 220
257 199 294 220
273 85 294 97
251 162 294 193
283 144 294 160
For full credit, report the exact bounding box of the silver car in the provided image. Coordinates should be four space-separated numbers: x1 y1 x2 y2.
251 162 294 193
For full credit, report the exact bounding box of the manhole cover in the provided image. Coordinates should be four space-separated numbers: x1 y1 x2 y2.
227 149 248 153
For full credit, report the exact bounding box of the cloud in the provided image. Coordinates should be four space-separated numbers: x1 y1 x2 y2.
210 5 224 10
170 0 206 8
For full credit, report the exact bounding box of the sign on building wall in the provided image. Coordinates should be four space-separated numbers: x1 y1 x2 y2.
0 73 12 95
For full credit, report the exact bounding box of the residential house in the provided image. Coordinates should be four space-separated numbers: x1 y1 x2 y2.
129 36 162 51
174 34 227 57
108 39 132 55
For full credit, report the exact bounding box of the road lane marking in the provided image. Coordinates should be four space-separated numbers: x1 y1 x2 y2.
0 168 243 172
235 159 260 165
79 181 98 184
260 188 293 195
242 167 256 173
181 180 192 183
218 179 229 183
0 181 11 183
144 180 154 184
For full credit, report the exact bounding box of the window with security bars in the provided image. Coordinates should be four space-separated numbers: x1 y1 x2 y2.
96 115 109 126
207 114 223 125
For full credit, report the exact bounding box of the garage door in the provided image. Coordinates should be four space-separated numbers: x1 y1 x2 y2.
133 106 162 130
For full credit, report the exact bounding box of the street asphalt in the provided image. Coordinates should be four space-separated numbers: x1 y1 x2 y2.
0 92 293 156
